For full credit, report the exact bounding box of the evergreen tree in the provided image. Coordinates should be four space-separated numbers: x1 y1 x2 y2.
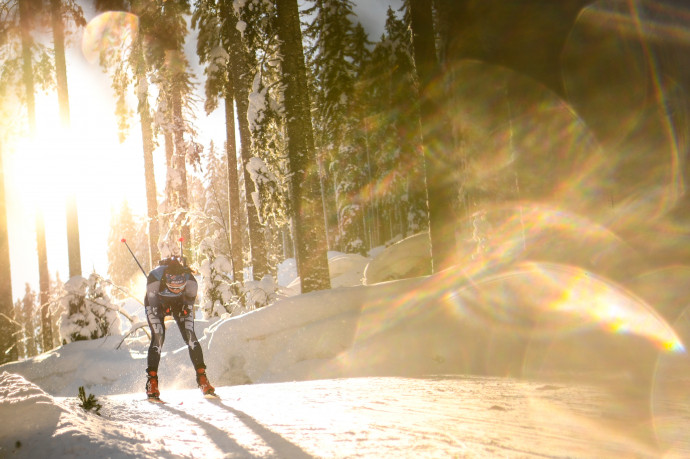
19 283 38 357
361 24 407 244
36 211 51 348
192 0 244 281
275 0 330 293
1 0 54 363
48 272 64 348
242 1 292 275
186 140 231 267
0 118 16 363
201 142 231 252
408 0 458 271
13 298 25 359
305 0 367 254
107 201 148 295
349 22 379 250
147 0 200 259
194 0 268 280
386 5 428 237
49 0 86 278
94 0 204 266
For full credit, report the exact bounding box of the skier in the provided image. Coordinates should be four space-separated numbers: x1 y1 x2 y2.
144 255 215 400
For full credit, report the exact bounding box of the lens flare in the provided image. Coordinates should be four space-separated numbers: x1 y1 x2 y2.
443 59 612 218
82 12 139 65
562 0 690 217
651 305 690 456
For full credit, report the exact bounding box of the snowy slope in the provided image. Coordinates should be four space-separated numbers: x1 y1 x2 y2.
2 234 690 457
2 372 680 458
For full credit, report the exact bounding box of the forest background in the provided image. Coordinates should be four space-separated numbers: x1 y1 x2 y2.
1 0 690 364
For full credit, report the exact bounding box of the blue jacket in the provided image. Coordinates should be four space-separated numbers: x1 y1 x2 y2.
146 265 198 307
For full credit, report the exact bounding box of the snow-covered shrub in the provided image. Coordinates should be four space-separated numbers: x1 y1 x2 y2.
59 274 122 344
198 237 240 318
199 236 281 317
242 275 279 309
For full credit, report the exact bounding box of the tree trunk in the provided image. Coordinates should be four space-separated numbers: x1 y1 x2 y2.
66 194 81 277
408 0 458 272
138 76 160 267
19 0 36 134
0 140 17 363
51 0 69 125
224 76 244 282
225 13 267 281
36 212 51 352
51 0 82 280
161 117 175 248
276 0 330 293
171 82 191 253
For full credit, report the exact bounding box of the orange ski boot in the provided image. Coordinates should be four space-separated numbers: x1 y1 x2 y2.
196 368 216 397
146 370 160 400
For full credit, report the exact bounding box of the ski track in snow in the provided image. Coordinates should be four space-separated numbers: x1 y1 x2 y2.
46 376 665 458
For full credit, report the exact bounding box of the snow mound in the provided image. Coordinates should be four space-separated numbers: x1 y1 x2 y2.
0 372 122 458
0 373 64 453
282 251 370 294
363 233 431 285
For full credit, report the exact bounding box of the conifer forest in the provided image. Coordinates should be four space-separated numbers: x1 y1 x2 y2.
1 0 689 367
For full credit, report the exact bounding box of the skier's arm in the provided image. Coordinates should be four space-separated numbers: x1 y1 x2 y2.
183 274 198 307
146 280 161 309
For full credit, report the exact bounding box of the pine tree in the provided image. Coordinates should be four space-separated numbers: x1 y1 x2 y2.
19 284 38 357
408 0 458 271
49 0 86 278
349 22 378 251
13 298 25 359
93 0 198 266
194 0 268 280
360 18 407 245
275 0 330 293
305 0 368 254
48 272 64 348
0 131 16 363
1 0 54 363
192 0 243 281
387 5 428 238
107 201 148 295
186 141 232 266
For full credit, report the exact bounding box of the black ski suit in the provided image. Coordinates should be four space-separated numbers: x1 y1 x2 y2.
144 265 206 373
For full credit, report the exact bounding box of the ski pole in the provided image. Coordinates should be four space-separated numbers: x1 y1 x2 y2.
178 237 186 265
121 238 147 277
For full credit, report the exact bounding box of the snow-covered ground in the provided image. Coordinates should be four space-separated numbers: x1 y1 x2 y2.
2 234 690 457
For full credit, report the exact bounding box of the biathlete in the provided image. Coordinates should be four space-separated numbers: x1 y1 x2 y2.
144 255 215 400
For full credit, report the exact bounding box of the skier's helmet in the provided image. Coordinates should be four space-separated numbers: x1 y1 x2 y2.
164 257 187 294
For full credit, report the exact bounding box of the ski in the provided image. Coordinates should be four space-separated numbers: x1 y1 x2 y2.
147 397 166 404
204 392 220 400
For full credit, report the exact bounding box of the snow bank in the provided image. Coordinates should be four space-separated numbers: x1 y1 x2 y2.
2 230 684 411
0 373 65 456
363 233 431 285
281 251 370 294
4 260 684 399
0 373 136 458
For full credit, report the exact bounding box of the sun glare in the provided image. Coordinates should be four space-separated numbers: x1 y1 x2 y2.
6 83 149 295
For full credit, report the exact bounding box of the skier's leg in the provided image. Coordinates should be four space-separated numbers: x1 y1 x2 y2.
145 298 166 373
175 310 215 395
174 306 205 370
175 278 215 395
